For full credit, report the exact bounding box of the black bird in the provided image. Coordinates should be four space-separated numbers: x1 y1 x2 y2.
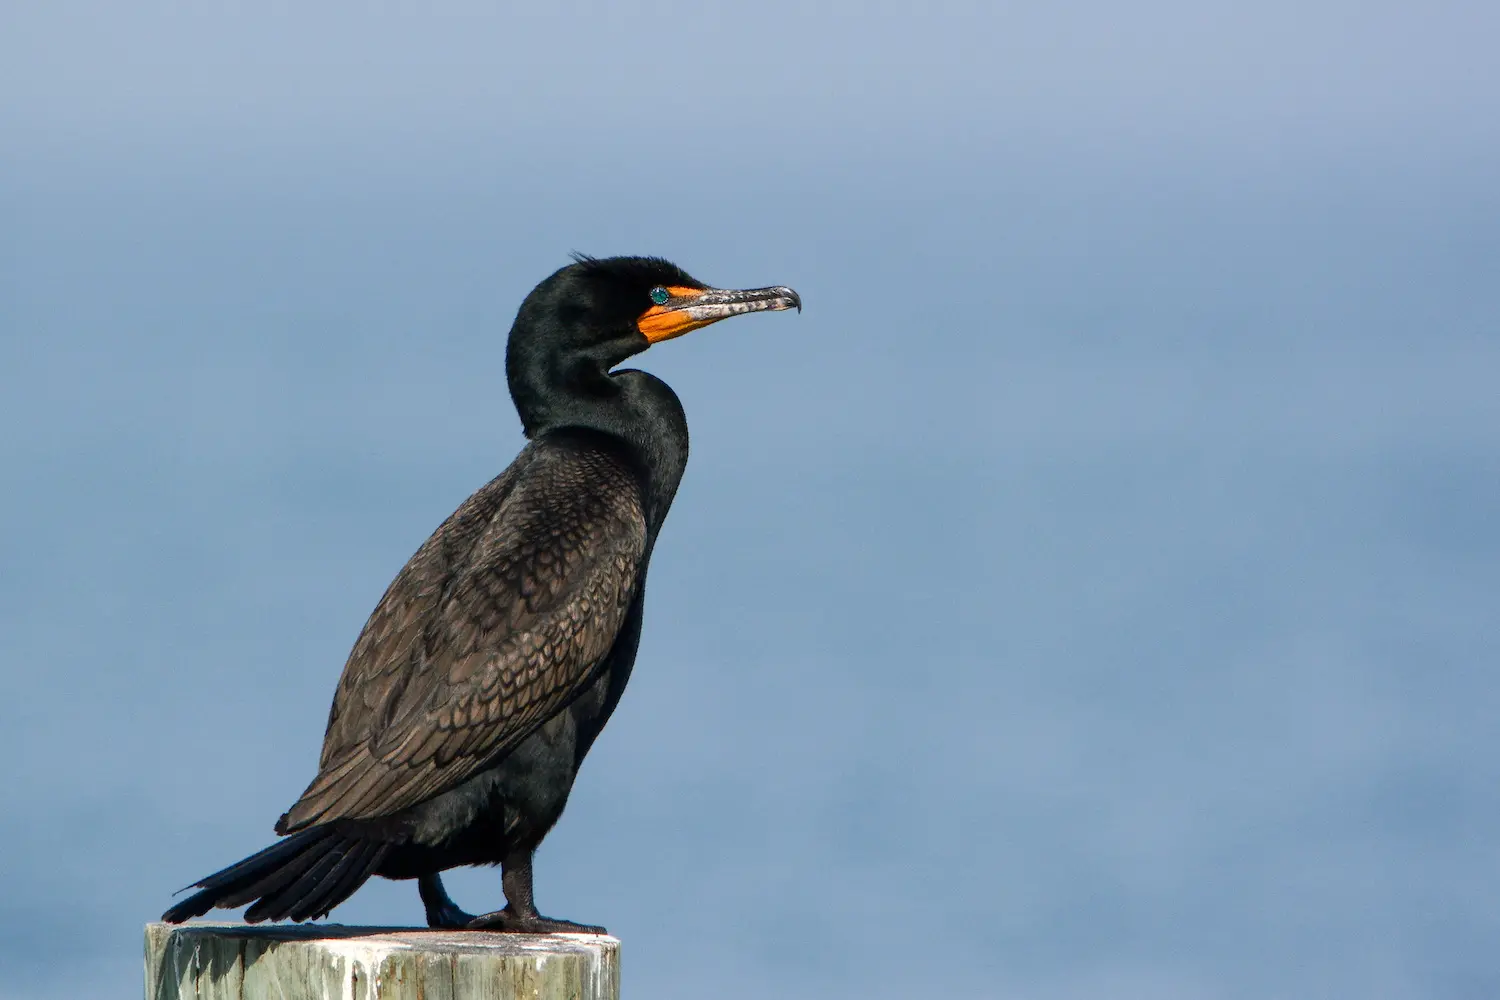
163 255 800 932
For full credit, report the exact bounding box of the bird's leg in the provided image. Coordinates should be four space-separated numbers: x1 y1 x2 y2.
419 873 478 929
465 849 607 934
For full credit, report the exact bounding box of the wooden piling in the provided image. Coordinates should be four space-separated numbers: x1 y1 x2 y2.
144 922 620 1000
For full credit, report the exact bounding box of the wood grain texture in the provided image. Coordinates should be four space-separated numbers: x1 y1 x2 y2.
144 923 620 1000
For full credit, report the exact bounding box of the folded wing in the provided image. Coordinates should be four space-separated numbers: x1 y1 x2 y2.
277 439 647 833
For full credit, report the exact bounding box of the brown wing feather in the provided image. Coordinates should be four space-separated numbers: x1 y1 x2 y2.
277 438 646 833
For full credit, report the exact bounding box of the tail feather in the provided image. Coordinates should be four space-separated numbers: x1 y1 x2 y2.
161 828 385 924
178 828 332 895
289 840 389 923
216 837 334 910
246 838 351 923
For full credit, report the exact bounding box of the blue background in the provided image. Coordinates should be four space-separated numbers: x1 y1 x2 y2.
2 3 1497 997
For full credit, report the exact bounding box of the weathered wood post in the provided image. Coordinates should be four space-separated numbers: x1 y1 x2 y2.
144 923 620 1000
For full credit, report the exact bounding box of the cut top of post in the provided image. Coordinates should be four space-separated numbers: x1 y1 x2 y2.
144 922 620 1000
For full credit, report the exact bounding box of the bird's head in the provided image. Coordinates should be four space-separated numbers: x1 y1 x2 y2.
506 254 800 435
510 254 800 371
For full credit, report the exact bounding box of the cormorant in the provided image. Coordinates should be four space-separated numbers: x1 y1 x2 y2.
162 255 800 932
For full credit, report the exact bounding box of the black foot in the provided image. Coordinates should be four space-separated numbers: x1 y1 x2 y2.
466 906 607 935
418 873 477 930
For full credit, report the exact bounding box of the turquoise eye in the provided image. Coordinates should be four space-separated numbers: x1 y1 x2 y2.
649 287 670 305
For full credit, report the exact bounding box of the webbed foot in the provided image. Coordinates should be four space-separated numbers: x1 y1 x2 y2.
466 906 607 935
418 873 477 929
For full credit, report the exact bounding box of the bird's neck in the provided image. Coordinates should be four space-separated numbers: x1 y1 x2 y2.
511 358 689 533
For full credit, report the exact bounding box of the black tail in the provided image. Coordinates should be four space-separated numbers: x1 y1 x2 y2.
162 828 390 924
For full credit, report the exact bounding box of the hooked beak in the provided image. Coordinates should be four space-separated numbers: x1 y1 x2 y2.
638 285 802 344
